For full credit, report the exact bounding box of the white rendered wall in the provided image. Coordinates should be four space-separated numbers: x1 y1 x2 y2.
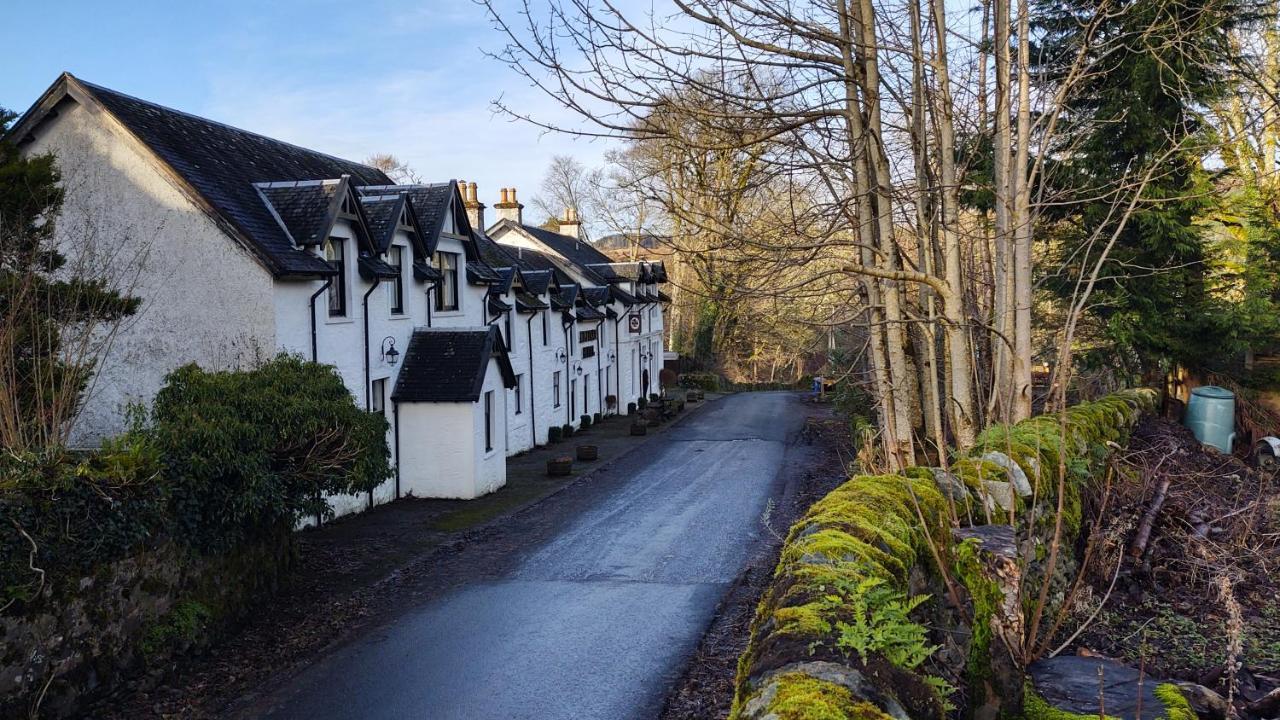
24 100 277 447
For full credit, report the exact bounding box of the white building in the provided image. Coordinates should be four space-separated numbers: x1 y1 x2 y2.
8 73 667 513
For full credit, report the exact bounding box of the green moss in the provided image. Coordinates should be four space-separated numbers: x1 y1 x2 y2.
1153 684 1197 720
140 599 213 658
755 673 893 720
953 538 1001 697
1023 685 1121 720
774 603 834 639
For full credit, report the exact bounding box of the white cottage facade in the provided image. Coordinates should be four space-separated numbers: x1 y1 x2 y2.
9 73 667 513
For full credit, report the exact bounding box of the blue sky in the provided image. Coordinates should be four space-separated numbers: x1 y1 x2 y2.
0 0 616 224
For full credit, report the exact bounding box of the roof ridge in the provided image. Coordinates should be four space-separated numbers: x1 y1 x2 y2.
75 76 381 173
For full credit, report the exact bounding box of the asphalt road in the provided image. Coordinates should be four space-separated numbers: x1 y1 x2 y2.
249 392 806 720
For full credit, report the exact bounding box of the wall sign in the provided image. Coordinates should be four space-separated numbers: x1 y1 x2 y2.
628 313 642 334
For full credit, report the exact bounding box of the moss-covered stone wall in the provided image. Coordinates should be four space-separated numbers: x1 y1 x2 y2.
0 529 292 718
730 389 1159 720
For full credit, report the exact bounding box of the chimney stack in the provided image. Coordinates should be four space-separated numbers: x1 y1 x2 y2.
462 181 486 231
559 207 582 239
494 186 523 225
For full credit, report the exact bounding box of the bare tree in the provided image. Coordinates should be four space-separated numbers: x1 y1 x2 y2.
364 153 422 184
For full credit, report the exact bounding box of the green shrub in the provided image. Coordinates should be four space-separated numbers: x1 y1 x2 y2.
593 412 603 424
562 423 574 438
679 372 722 392
150 355 391 551
580 414 592 429
649 392 661 402
638 397 648 409
548 426 563 443
627 402 638 414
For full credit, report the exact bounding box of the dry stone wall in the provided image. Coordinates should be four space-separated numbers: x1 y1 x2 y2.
731 389 1163 720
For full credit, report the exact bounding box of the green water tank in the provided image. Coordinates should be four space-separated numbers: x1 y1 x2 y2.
1185 385 1236 452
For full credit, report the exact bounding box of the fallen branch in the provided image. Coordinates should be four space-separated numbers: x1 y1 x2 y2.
1129 477 1171 559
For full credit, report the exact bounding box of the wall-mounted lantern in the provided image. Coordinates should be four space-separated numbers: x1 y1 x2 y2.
381 336 400 366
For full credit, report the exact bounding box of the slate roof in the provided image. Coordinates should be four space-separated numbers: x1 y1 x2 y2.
254 180 341 246
490 266 518 294
656 290 673 303
391 327 516 403
59 77 393 276
466 260 502 285
359 183 457 256
520 269 554 295
514 290 549 313
358 193 405 252
610 285 640 306
488 295 512 315
358 255 399 280
551 284 579 311
581 287 612 307
413 260 442 282
511 224 613 284
575 305 607 321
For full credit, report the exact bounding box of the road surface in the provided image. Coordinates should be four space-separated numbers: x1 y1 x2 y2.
247 392 807 720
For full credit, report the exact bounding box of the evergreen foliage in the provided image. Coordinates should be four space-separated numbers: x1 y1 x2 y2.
1033 0 1267 372
0 107 140 447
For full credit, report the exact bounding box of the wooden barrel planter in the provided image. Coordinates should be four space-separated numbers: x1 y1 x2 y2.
630 421 648 436
576 444 599 461
546 457 573 477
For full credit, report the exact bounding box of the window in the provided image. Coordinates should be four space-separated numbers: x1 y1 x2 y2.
371 378 386 416
579 328 598 343
388 246 405 315
325 238 347 317
582 346 595 359
434 251 459 311
484 390 494 452
553 371 562 408
514 374 523 415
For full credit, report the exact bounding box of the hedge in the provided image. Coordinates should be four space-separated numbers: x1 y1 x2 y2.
1 354 391 607
730 389 1160 720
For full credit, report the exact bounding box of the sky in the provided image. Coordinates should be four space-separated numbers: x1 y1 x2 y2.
0 0 618 222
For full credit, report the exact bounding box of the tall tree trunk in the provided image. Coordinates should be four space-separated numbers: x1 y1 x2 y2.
909 0 946 460
990 0 1016 423
856 0 917 467
1011 0 1034 421
931 0 978 450
836 0 908 470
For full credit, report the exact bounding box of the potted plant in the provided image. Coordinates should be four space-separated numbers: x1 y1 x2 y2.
548 426 563 443
547 456 573 476
605 394 617 410
576 444 599 461
649 392 660 403
638 397 648 410
593 412 602 425
627 401 637 415
562 423 574 438
630 419 648 436
580 414 592 429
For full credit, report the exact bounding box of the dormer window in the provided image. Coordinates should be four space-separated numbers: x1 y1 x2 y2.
388 245 405 315
325 238 348 317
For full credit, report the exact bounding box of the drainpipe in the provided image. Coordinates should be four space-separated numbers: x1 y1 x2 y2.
596 318 604 416
562 315 574 425
309 278 334 362
393 400 401 499
362 278 382 410
426 280 437 327
362 277 382 510
613 312 624 408
526 313 537 447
